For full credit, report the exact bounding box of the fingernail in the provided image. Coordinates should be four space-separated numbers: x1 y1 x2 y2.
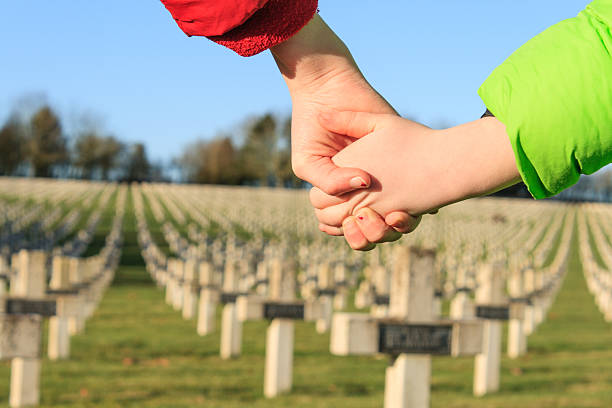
391 219 405 229
355 209 367 222
350 177 368 188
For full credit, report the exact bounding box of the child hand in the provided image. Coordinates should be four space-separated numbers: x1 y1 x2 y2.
311 110 520 250
311 111 437 225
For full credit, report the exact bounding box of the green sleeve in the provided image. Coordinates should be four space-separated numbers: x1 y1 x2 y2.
478 0 612 199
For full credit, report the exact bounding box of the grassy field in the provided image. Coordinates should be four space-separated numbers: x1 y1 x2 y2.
1 192 612 407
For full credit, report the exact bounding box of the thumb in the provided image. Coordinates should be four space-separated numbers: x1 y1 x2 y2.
305 155 372 196
318 110 381 139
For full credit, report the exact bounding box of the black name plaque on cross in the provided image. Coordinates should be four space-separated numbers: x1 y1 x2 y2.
475 305 510 320
46 289 79 296
317 288 337 297
220 292 249 304
378 323 452 355
220 293 238 304
5 298 57 316
263 302 305 320
374 295 390 305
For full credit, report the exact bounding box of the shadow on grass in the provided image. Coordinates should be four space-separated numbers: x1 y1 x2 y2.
292 381 373 397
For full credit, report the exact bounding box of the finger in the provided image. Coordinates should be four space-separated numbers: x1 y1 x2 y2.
318 223 344 236
299 156 371 196
318 110 382 139
314 202 355 227
343 216 376 251
310 186 346 209
355 208 401 243
385 212 422 234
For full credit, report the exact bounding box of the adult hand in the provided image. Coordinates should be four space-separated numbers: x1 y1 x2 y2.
271 14 412 236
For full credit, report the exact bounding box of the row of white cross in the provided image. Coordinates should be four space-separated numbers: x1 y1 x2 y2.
0 186 126 407
140 226 572 407
580 205 612 322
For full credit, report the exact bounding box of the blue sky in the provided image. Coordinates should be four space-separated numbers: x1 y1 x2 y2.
0 1 588 162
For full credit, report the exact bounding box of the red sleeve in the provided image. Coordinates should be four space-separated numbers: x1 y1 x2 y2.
160 0 319 57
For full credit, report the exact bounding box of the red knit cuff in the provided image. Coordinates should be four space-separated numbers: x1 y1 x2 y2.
160 0 269 37
207 0 319 57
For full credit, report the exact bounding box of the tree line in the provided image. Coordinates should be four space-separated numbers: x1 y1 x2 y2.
0 104 154 182
0 102 304 187
1 101 609 199
176 113 304 187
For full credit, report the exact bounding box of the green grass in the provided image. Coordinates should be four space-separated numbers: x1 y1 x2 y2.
1 197 612 407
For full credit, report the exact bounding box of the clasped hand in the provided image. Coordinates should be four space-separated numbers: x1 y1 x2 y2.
272 15 519 250
310 110 520 251
310 111 435 250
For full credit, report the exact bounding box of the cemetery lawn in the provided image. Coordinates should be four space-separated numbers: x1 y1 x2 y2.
1 196 612 407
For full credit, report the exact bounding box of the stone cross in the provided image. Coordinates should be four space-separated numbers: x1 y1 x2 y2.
354 264 374 309
67 257 87 335
197 261 219 336
370 264 391 318
522 266 536 336
330 246 483 408
449 266 474 320
530 270 542 327
315 262 335 333
507 264 528 358
264 257 296 398
47 255 78 360
171 259 185 312
473 261 506 396
219 258 243 359
1 250 55 408
332 263 349 311
236 257 324 398
181 258 199 320
164 258 176 308
254 261 269 296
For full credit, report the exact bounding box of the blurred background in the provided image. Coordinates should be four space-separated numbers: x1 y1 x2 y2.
0 0 606 199
2 3 612 407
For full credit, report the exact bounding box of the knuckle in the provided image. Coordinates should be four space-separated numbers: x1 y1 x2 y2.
291 159 307 179
319 179 341 195
292 166 305 180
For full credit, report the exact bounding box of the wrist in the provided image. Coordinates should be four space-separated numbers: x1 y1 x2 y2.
435 118 521 205
271 14 361 95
